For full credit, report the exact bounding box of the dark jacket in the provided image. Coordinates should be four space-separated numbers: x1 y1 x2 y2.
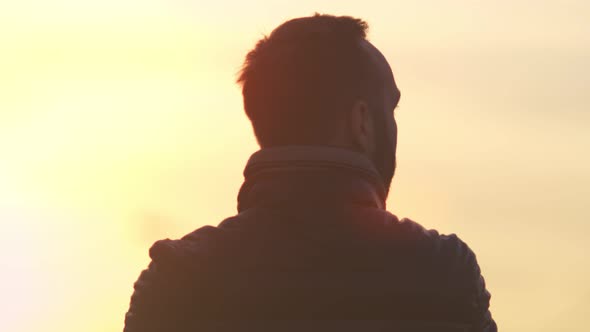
124 146 496 331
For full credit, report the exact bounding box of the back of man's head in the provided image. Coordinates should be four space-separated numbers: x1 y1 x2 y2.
237 14 378 147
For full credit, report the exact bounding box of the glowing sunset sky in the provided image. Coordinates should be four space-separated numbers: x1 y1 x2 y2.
0 1 588 331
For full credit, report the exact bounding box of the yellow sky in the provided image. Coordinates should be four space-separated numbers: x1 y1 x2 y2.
1 1 589 331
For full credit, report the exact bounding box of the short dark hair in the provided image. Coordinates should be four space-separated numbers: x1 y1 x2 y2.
237 14 375 147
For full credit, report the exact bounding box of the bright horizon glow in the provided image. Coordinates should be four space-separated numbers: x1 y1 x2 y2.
1 1 589 331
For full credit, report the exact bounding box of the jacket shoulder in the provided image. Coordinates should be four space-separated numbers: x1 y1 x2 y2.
391 217 482 291
124 220 236 332
391 217 496 331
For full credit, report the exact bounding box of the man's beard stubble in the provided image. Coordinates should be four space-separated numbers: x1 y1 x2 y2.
372 110 396 199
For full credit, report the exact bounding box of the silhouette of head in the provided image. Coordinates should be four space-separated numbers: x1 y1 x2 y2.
238 14 400 195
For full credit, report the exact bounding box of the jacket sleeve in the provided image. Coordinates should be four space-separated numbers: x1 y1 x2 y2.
124 227 222 332
123 240 196 332
469 256 497 332
124 261 175 332
439 233 497 332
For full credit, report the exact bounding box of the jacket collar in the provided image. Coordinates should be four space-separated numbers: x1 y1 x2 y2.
237 145 387 212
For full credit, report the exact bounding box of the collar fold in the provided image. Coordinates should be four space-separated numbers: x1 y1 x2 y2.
237 146 387 212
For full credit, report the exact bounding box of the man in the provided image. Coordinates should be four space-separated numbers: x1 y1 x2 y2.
124 14 496 331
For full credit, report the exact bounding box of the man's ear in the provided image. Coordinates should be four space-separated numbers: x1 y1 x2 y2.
350 100 374 156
